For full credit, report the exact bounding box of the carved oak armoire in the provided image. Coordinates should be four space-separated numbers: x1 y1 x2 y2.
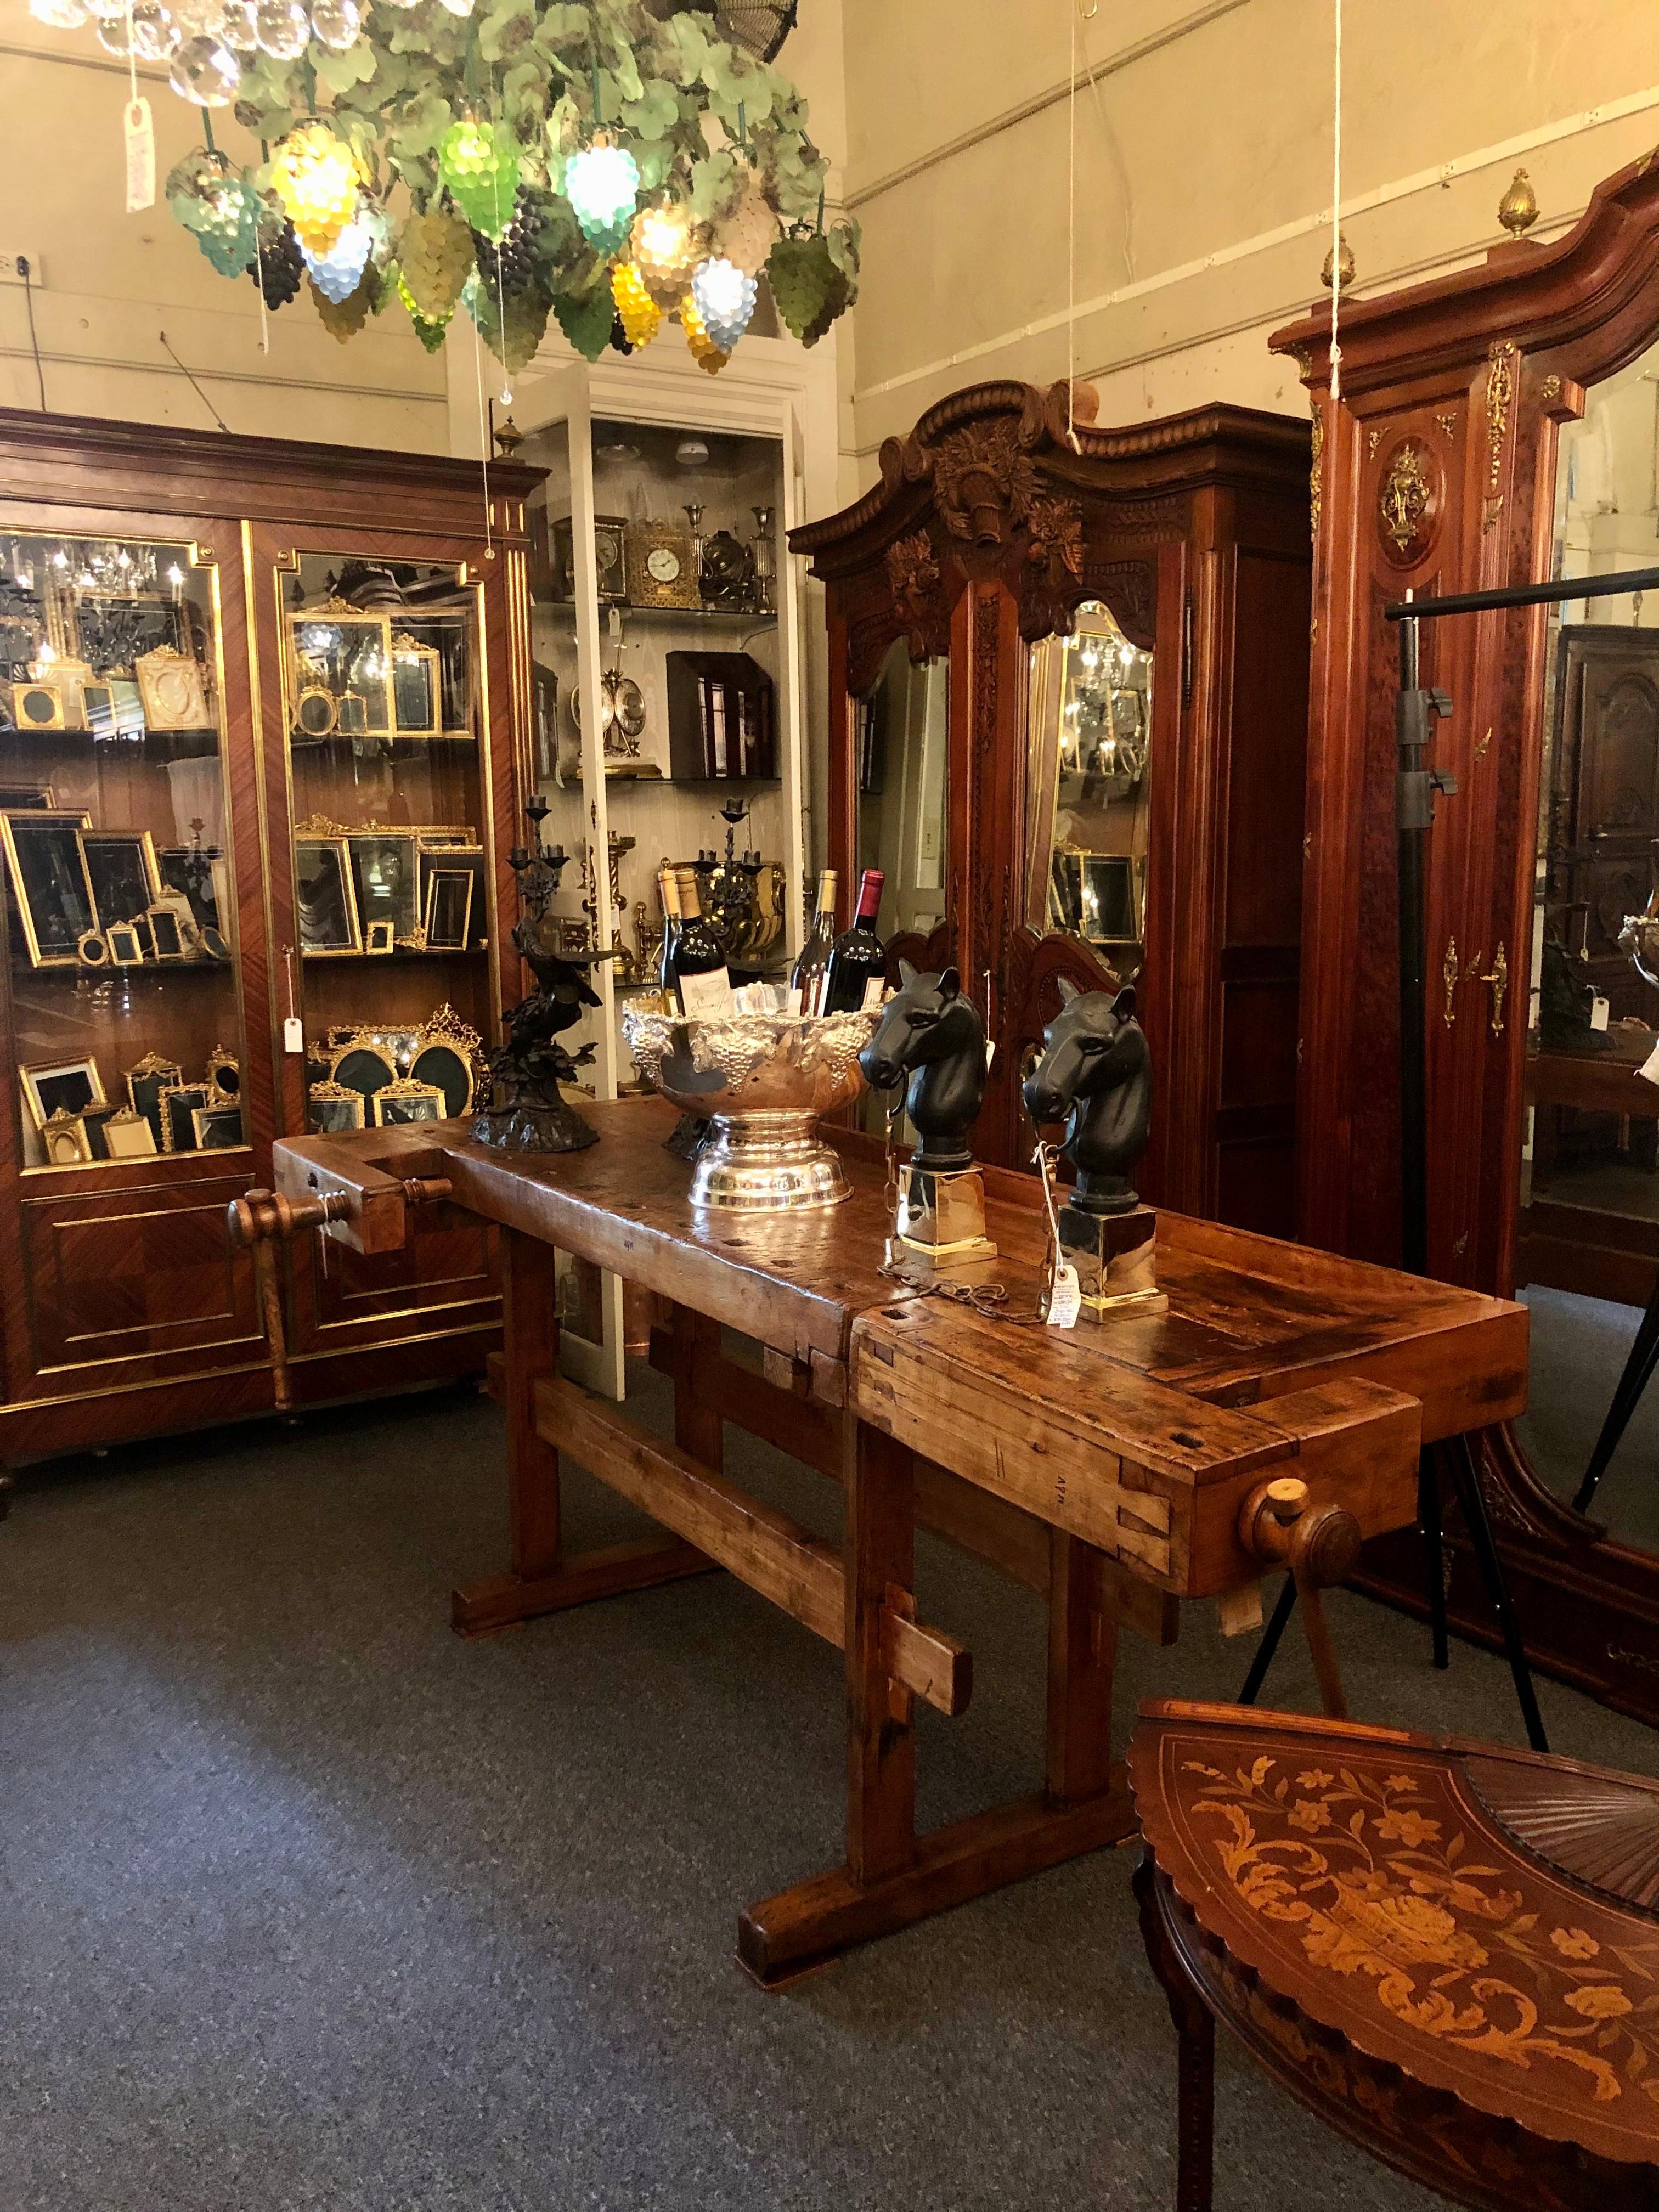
791 381 1312 1233
1275 149 1659 1725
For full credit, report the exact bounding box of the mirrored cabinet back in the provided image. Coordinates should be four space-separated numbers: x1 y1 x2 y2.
0 410 541 1460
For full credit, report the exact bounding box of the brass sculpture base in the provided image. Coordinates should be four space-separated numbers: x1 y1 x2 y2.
886 1164 1000 1284
1058 1200 1168 1319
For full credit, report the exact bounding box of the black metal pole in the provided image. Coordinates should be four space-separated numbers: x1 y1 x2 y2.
1237 1576 1299 1705
1384 563 1659 624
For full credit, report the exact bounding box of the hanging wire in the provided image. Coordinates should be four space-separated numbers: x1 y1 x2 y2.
472 320 496 560
1330 0 1343 401
1064 0 1080 450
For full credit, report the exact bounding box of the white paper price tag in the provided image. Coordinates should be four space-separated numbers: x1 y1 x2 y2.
283 1016 304 1054
1640 1040 1659 1088
677 967 735 1019
984 1038 996 1071
784 985 803 1015
1045 1262 1081 1329
124 97 155 214
1591 994 1610 1032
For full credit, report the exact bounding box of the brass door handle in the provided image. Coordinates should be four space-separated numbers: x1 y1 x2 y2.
1442 936 1459 1027
1475 943 1508 1035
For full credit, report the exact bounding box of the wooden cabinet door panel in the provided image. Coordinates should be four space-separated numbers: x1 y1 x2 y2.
22 1173 261 1381
306 1212 495 1338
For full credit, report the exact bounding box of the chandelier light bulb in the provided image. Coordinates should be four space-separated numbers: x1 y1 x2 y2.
690 255 756 353
630 198 698 307
564 141 639 255
170 33 240 103
301 214 371 302
272 122 361 252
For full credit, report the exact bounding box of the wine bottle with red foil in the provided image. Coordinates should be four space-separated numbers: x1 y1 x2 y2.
670 866 735 1018
823 868 887 1013
789 867 838 1014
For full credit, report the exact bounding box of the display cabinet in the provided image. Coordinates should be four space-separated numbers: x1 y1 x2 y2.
1274 149 1659 1724
503 347 824 1385
793 380 1313 1231
0 409 538 1460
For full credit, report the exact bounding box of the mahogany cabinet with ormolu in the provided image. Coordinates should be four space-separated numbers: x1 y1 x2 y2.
1275 147 1659 1725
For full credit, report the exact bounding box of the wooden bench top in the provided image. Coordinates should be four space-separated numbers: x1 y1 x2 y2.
274 1095 1525 1441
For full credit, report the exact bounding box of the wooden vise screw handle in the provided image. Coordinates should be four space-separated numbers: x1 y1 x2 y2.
1238 1477 1363 1722
225 1180 454 1414
226 1188 349 1415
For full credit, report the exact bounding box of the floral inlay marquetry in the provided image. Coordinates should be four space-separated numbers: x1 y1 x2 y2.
1184 1751 1659 2114
1309 404 1324 546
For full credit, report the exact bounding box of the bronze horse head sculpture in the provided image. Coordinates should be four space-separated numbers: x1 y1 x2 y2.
1022 978 1150 1215
859 962 988 1171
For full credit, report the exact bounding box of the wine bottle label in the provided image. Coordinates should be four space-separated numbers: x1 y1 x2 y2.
678 966 736 1019
860 975 885 1011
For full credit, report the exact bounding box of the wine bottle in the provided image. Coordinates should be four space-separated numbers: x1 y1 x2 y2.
670 866 735 1018
657 864 682 1000
789 867 838 1014
823 867 887 1013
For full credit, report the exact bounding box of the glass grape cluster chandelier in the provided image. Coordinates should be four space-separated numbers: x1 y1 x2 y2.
25 0 858 371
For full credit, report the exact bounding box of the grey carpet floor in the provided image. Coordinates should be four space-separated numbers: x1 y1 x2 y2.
4 1360 1658 2212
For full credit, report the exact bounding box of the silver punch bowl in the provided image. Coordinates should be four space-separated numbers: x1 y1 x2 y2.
622 1005 879 1211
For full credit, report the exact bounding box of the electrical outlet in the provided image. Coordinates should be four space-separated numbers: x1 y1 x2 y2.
0 251 44 287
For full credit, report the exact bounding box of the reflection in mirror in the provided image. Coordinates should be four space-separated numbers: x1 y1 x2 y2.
1025 600 1152 981
855 635 948 938
1517 333 1659 1543
853 636 948 1133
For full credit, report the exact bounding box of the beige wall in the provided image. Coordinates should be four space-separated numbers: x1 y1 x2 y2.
0 28 448 448
838 0 1659 484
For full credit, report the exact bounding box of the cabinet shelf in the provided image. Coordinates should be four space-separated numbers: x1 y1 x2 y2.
538 599 777 630
299 946 487 963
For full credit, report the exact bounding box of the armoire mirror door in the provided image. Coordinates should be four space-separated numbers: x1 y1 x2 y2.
1512 334 1659 1558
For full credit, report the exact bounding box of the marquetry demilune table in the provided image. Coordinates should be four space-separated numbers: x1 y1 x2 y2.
249 1095 1527 1985
1130 1698 1659 2212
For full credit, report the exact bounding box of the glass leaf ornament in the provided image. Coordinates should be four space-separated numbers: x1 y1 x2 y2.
272 122 360 254
434 0 473 16
690 256 754 353
551 286 614 365
629 198 700 307
680 292 729 376
306 0 359 48
253 0 308 58
610 261 660 349
249 221 304 308
169 35 240 105
309 272 372 343
29 0 90 29
301 215 372 302
563 142 639 256
394 206 475 320
765 233 834 344
715 169 780 277
437 119 519 243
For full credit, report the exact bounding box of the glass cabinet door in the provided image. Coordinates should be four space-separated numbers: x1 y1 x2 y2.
0 526 247 1171
275 549 494 1136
